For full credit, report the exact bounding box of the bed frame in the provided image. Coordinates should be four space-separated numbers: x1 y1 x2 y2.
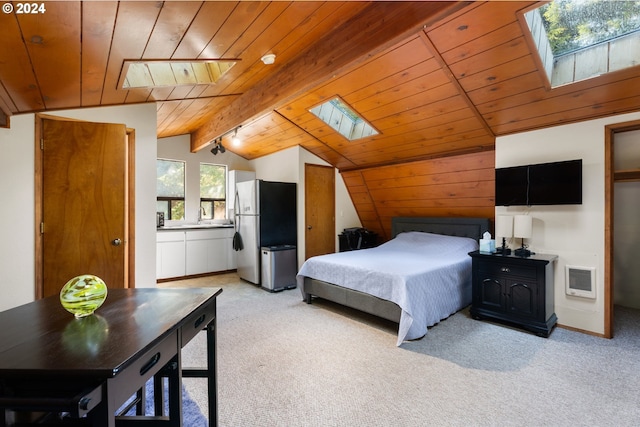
302 216 491 323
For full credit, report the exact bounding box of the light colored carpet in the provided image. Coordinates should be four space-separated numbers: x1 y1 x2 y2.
164 273 640 427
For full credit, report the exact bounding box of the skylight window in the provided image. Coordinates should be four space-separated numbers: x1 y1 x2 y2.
309 97 378 141
539 0 640 56
121 60 236 89
525 0 640 88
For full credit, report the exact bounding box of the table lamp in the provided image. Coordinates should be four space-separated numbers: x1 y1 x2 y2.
513 214 532 257
495 215 513 255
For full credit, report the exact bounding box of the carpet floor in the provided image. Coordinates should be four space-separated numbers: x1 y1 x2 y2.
164 273 640 427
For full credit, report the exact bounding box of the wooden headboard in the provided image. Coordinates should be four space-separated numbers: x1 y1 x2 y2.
391 217 491 241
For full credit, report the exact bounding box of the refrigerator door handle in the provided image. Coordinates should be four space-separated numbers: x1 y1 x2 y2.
232 190 244 251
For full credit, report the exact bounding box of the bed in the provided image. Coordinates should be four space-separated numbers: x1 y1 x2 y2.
297 217 491 346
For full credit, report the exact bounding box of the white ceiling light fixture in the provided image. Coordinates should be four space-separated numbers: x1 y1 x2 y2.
261 54 276 65
231 128 242 147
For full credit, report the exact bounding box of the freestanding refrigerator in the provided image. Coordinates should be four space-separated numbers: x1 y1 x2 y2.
235 180 297 285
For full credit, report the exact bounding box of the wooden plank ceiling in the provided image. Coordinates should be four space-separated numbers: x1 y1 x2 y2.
1 1 639 172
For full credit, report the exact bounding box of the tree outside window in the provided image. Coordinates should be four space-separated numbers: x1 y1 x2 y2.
540 0 640 55
200 163 227 220
157 159 185 220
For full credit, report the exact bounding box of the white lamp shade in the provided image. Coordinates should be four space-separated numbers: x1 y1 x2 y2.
495 215 513 238
513 215 532 239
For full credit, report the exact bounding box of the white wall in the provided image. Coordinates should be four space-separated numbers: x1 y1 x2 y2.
0 104 158 311
0 114 37 310
157 134 252 223
496 110 640 335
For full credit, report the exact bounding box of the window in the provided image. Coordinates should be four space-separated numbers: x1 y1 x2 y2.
539 0 640 56
121 60 237 89
200 163 227 220
525 0 640 88
157 159 185 220
309 96 379 141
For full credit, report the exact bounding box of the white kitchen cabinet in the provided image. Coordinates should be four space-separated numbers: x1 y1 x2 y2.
227 236 238 269
186 228 234 275
158 227 235 279
156 231 186 279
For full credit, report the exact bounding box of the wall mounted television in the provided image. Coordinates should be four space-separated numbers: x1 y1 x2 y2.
495 159 582 206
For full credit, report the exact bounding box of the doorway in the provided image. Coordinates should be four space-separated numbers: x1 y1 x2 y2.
35 115 135 298
305 164 335 259
604 119 640 337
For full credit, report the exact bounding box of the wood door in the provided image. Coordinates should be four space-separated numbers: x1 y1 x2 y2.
305 164 335 259
40 117 128 297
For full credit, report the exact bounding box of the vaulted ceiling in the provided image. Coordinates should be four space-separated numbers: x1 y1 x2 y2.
1 1 639 171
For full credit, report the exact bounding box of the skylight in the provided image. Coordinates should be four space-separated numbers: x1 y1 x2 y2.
309 97 378 141
121 60 236 89
540 0 640 56
525 0 640 87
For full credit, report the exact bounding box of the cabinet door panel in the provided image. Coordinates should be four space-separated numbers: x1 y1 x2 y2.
159 241 186 279
207 238 229 272
186 240 210 275
479 277 503 309
508 282 537 318
187 238 229 275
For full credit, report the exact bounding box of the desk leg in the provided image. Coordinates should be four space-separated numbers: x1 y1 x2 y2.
166 354 182 427
206 318 218 427
87 381 116 427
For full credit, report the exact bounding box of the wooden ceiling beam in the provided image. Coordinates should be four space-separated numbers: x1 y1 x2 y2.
190 1 470 152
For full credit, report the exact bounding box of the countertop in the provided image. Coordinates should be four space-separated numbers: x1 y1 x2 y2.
157 223 234 231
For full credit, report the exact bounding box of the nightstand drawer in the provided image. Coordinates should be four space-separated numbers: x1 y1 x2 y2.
479 262 536 279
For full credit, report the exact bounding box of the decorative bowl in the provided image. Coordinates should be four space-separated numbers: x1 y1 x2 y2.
59 274 108 318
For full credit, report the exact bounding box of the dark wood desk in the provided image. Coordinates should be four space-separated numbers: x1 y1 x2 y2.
0 288 222 426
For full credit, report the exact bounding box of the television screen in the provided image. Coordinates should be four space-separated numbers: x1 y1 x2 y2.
528 159 582 205
495 159 582 206
495 165 528 206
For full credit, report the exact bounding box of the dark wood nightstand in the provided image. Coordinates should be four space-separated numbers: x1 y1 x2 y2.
469 251 558 337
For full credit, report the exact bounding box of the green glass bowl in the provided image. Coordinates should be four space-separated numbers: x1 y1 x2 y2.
60 275 108 318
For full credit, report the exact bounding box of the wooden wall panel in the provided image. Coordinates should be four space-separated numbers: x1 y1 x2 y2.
341 150 495 241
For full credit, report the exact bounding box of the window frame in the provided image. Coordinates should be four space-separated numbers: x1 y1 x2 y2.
199 163 228 220
157 158 186 220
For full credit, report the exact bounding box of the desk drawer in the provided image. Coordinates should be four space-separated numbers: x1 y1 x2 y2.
108 330 178 407
181 300 216 347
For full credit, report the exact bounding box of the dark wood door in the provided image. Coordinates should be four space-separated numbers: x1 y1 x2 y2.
305 164 335 259
41 117 128 297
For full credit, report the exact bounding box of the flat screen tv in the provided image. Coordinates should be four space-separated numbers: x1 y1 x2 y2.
495 159 582 206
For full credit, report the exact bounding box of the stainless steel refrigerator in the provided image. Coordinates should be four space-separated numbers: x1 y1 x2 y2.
234 180 297 285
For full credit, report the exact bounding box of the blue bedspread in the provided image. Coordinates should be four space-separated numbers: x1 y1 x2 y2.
297 232 478 346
